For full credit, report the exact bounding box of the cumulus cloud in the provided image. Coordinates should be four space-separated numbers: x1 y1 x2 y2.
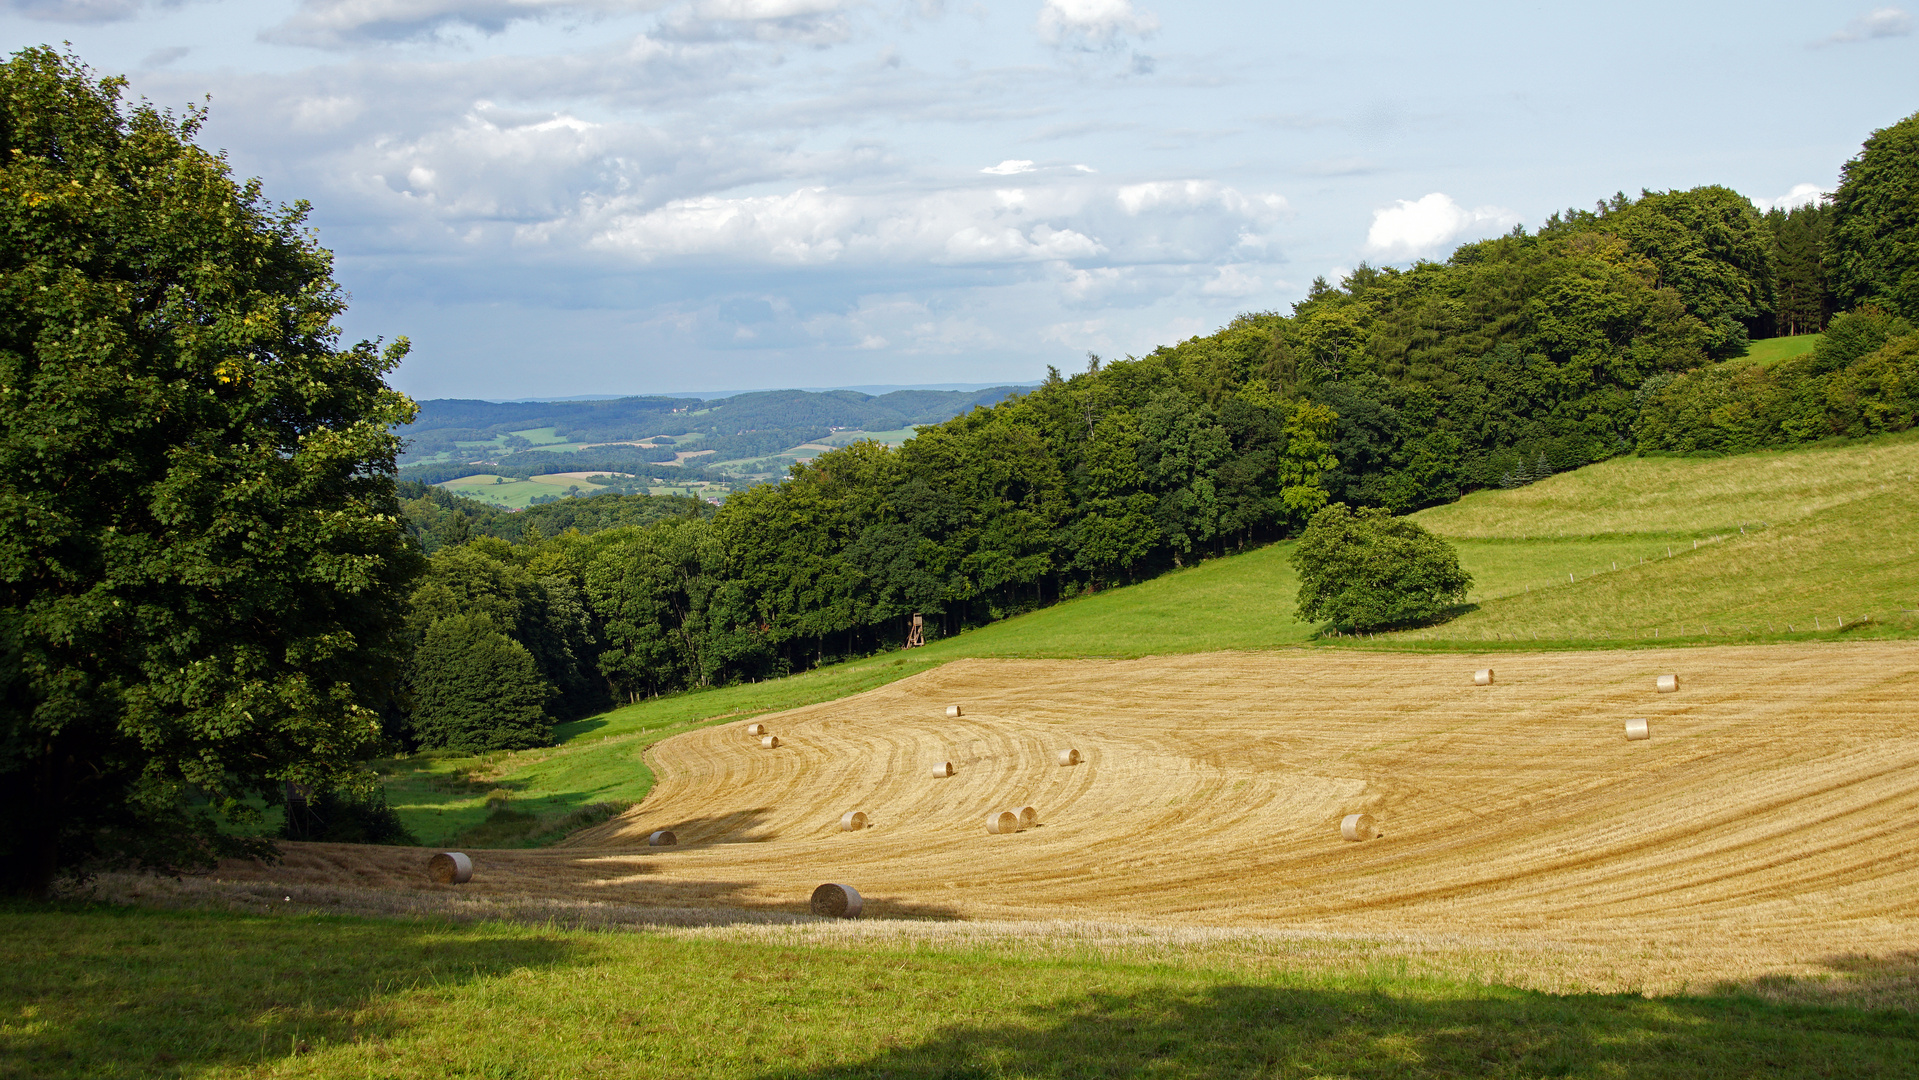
1363 192 1517 260
982 159 1036 175
1752 183 1830 213
265 0 670 47
1037 0 1157 50
655 0 854 43
1818 6 1911 44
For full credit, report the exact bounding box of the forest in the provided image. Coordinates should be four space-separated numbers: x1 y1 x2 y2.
391 111 1919 752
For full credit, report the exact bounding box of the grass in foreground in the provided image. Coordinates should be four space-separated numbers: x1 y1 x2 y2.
5 905 1915 1080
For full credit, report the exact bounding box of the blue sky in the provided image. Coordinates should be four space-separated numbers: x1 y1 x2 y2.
4 1 1915 399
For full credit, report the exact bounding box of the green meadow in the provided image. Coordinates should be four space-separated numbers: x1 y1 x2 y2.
6 905 1914 1080
1732 332 1823 367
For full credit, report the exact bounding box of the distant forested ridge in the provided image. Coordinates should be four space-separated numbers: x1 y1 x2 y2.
396 385 1030 485
389 111 1919 751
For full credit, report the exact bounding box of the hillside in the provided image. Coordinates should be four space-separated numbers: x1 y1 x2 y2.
373 434 1919 848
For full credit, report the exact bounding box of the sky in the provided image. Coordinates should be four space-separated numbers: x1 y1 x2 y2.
3 2 1916 400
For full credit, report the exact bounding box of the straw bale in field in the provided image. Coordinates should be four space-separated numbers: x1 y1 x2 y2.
809 882 862 918
930 761 954 778
427 851 472 883
840 811 868 832
1018 805 1039 828
1340 814 1377 841
746 723 766 736
1625 718 1651 741
761 735 780 749
1474 669 1494 686
946 705 964 717
986 810 1019 834
1656 674 1680 693
1057 748 1080 766
648 830 676 847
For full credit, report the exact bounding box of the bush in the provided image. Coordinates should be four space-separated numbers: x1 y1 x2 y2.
281 780 417 845
1291 504 1473 631
409 614 555 752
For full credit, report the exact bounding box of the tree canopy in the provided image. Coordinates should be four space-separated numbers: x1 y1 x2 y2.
1829 109 1919 322
1290 504 1472 631
0 48 420 895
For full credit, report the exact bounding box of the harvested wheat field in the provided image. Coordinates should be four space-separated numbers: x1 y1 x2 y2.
209 642 1919 992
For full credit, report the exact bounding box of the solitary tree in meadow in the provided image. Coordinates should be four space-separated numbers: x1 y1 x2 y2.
1291 503 1472 632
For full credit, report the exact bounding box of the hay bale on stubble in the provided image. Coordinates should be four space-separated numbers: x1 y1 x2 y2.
1656 674 1680 693
1340 814 1377 842
840 811 868 832
810 883 863 918
1625 718 1651 741
648 830 676 847
1057 748 1080 766
427 851 472 883
1474 669 1495 686
930 761 954 778
946 705 964 718
1018 805 1039 829
746 722 766 736
761 734 781 749
985 810 1019 834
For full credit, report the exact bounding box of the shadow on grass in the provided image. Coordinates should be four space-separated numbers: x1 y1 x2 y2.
756 980 1919 1080
1715 951 1919 1013
0 902 576 1079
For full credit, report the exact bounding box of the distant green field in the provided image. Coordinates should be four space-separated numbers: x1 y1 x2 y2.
11 906 1913 1080
435 472 631 511
817 427 920 447
1735 333 1822 367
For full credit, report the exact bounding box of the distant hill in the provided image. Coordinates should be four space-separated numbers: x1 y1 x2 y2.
398 384 1029 489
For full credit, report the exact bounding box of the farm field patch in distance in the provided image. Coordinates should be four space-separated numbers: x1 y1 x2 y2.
203 641 1919 995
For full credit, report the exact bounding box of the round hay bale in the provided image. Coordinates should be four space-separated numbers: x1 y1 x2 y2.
1057 748 1080 766
427 851 472 884
1655 674 1680 693
946 705 964 718
930 761 954 778
1625 718 1651 741
1473 669 1495 686
648 830 677 847
839 811 867 832
760 734 780 749
746 722 766 736
1340 814 1377 842
810 882 863 918
985 810 1019 834
1018 805 1039 829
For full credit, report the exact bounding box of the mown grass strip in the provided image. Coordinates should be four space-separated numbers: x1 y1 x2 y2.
4 905 1913 1080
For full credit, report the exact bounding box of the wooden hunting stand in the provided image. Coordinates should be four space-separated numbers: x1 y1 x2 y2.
905 612 925 648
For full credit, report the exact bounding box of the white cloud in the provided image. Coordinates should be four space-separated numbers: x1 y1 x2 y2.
266 0 669 47
1363 192 1517 260
6 0 149 21
1037 0 1157 50
1752 183 1830 213
1818 6 1911 44
982 159 1036 175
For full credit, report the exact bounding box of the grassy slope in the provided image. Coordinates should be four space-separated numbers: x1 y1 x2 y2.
1736 333 1822 367
383 429 1919 844
6 906 1914 1080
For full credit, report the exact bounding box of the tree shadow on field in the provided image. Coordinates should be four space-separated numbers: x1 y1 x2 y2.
0 902 576 1080
754 981 1919 1080
1714 951 1919 1014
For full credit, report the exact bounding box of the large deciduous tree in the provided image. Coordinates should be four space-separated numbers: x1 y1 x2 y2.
0 49 422 895
1830 109 1919 322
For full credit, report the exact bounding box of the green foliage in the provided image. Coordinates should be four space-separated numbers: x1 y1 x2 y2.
394 481 711 552
407 614 553 752
1830 108 1919 320
279 777 416 846
1291 504 1472 631
1635 315 1919 453
0 49 421 895
1767 202 1832 336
